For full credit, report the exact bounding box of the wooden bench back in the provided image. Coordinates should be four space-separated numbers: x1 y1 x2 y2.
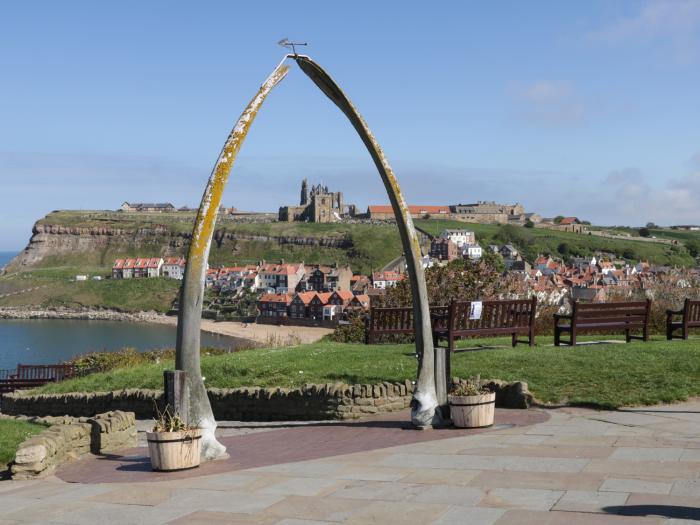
573 300 650 327
368 306 449 335
15 364 77 381
684 299 700 326
448 298 536 332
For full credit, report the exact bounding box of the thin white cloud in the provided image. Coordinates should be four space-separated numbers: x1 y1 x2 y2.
593 0 700 65
511 81 586 127
601 166 700 225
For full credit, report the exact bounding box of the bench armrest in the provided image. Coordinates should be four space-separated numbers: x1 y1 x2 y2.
666 309 683 316
553 313 571 321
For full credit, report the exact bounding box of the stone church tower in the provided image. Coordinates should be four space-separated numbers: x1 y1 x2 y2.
300 178 309 206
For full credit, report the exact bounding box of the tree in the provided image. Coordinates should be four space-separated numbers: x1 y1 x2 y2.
377 257 517 309
553 215 565 224
686 240 700 258
622 248 636 260
639 227 651 238
646 222 657 229
524 219 535 228
557 242 570 255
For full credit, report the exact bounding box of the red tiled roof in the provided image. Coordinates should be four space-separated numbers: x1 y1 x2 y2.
258 293 293 304
559 217 579 225
112 259 125 269
293 292 317 305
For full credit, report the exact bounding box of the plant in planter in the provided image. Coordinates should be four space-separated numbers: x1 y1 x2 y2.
146 405 202 472
449 375 496 429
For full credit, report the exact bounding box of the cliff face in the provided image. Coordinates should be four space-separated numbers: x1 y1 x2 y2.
5 222 353 272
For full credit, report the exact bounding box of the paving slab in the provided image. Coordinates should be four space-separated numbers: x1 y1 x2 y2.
1 399 699 524
431 506 505 525
599 478 672 495
478 487 564 511
552 490 630 513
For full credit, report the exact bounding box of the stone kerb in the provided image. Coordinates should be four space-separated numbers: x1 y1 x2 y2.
1 378 533 422
5 411 137 480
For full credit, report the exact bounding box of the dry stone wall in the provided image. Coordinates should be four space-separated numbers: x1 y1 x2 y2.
1 379 533 421
5 411 136 480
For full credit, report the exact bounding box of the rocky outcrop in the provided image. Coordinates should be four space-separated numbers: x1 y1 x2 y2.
0 307 164 322
6 411 137 480
4 220 352 272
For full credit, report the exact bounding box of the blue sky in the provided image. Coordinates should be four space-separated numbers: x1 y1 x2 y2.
1 0 699 250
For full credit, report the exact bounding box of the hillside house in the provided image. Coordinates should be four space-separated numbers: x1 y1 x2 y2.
429 238 459 261
299 264 353 292
350 275 370 295
439 229 476 248
257 293 293 318
162 257 186 280
464 244 483 260
371 271 404 289
289 292 317 318
309 292 333 319
147 258 163 277
347 294 370 311
259 262 305 293
122 259 136 279
112 259 125 279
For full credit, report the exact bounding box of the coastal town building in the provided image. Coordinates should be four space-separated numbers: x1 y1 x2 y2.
464 244 483 260
371 271 404 289
258 262 305 293
112 257 164 279
449 201 524 224
298 264 353 292
162 257 186 280
439 229 476 248
429 238 459 261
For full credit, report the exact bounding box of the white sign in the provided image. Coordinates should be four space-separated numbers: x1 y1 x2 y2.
469 301 483 320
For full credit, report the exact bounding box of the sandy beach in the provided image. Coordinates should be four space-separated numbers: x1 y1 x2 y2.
0 307 334 346
145 315 333 346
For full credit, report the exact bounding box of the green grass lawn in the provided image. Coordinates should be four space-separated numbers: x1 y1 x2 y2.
33 335 700 409
0 420 47 469
0 271 181 313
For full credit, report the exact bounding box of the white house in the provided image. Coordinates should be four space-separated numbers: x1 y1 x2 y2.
147 257 164 278
464 244 482 260
371 271 403 289
439 229 476 248
161 257 186 280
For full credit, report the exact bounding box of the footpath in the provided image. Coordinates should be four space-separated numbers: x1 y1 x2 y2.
0 402 698 524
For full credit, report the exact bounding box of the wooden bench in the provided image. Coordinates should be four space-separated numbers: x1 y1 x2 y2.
554 300 651 346
365 306 449 344
0 364 77 394
667 299 700 340
433 298 537 351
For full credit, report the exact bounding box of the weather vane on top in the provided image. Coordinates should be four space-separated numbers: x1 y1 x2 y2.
278 38 308 56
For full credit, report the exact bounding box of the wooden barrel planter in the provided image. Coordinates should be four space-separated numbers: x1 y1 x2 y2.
146 429 202 472
449 392 496 428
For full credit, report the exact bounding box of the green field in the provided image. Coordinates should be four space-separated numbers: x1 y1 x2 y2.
417 219 697 266
33 336 700 409
0 269 181 313
0 420 47 470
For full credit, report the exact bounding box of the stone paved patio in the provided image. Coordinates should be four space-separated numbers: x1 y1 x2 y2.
0 401 698 524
